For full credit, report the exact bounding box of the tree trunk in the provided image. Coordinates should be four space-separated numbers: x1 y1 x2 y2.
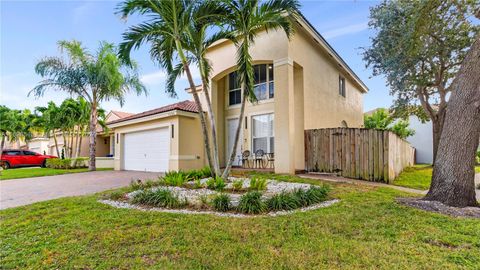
89 102 97 171
74 126 80 158
174 39 214 172
76 127 84 158
69 128 75 158
425 34 480 207
62 131 67 159
222 87 247 179
1 134 5 151
201 78 221 177
52 132 60 157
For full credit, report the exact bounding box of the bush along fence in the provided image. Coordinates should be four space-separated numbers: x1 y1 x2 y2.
304 128 415 183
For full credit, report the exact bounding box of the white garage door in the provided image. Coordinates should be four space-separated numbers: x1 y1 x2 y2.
123 127 170 172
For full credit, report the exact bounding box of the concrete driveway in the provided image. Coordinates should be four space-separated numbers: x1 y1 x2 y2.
0 170 162 210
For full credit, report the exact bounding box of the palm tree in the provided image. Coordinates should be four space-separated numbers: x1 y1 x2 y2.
36 102 62 157
219 0 300 178
164 3 229 176
30 40 146 170
117 0 218 174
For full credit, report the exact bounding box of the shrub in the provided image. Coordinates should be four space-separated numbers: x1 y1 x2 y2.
266 192 300 211
109 190 125 200
293 186 330 207
198 194 210 208
132 188 183 208
163 171 189 187
206 176 226 191
45 158 87 169
129 179 163 191
249 177 267 191
237 191 266 214
211 193 231 212
184 167 213 181
232 179 243 191
193 179 203 189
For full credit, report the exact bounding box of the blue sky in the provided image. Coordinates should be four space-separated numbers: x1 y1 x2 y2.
1 0 389 114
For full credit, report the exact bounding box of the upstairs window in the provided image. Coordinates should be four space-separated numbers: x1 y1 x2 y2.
228 64 274 106
229 72 241 106
339 76 346 97
253 64 274 101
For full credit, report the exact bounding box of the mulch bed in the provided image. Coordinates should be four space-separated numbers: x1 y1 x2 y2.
397 197 480 218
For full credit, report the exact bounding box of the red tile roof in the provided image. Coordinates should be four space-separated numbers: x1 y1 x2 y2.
111 110 134 119
107 100 199 125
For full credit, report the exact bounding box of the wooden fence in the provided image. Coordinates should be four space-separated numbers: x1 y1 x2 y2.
304 128 415 183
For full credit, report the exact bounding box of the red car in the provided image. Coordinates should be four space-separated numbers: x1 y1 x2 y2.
0 149 57 169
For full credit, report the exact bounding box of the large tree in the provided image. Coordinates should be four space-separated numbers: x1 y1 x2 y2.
219 0 300 178
30 40 146 170
425 9 480 208
118 0 219 174
363 0 479 162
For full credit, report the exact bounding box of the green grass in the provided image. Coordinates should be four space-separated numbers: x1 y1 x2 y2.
393 165 480 190
1 173 479 269
0 167 113 180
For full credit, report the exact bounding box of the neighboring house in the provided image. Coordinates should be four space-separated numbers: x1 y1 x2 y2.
107 13 368 174
4 110 133 158
407 116 433 164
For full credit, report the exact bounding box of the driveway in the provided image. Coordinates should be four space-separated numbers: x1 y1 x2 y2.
0 171 162 210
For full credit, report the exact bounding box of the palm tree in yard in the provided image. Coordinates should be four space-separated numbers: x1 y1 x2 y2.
219 0 300 178
30 40 146 170
117 0 221 174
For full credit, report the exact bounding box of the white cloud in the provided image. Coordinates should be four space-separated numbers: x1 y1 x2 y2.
322 22 369 40
140 71 166 85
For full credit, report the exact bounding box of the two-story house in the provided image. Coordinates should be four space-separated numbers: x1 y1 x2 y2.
107 13 368 174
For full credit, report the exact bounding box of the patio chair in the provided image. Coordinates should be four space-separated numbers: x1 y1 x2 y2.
241 150 251 168
254 149 265 169
266 153 274 169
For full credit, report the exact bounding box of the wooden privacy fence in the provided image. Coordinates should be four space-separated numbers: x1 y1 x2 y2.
305 128 415 183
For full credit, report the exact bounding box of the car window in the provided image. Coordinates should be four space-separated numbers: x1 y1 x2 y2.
3 151 22 156
23 151 37 156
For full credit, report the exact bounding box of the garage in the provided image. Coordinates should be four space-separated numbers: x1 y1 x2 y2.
123 127 170 172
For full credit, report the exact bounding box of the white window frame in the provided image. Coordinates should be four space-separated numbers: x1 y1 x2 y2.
253 64 274 101
251 113 274 154
339 75 346 98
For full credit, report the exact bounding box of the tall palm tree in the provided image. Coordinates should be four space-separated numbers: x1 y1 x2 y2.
219 0 300 178
117 0 218 174
30 40 146 170
164 3 229 176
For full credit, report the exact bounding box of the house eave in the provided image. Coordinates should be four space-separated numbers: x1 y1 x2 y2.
107 110 199 129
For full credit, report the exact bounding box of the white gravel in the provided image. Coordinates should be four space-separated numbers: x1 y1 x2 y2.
99 199 340 218
127 177 315 207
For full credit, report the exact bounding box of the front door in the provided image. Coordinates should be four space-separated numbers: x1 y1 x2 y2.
227 118 242 166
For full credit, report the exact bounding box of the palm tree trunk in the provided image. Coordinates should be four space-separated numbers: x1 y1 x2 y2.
62 131 67 159
74 126 80 158
77 127 84 158
53 132 60 157
221 88 247 178
89 102 98 171
201 78 221 176
69 128 75 158
175 40 214 171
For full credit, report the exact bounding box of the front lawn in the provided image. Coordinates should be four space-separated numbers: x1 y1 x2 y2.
0 167 113 180
394 165 480 190
1 173 479 269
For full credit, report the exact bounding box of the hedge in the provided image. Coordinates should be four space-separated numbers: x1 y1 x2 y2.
45 158 88 169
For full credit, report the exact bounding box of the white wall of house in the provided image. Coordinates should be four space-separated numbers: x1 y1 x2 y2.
406 116 433 164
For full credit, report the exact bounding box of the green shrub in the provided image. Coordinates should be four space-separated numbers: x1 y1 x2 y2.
293 186 330 207
232 179 244 191
249 177 267 191
211 193 231 212
163 171 189 186
186 167 212 180
129 179 163 191
109 190 125 200
45 158 87 169
266 192 300 211
206 176 226 191
237 191 266 214
132 188 183 208
193 179 203 189
198 194 210 208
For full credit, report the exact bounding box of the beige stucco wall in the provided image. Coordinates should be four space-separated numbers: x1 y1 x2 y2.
110 112 204 172
47 135 110 157
204 23 366 174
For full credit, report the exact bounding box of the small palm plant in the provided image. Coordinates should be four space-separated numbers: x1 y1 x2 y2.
30 40 146 170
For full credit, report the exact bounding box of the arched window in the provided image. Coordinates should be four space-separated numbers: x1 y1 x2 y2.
341 120 348 128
